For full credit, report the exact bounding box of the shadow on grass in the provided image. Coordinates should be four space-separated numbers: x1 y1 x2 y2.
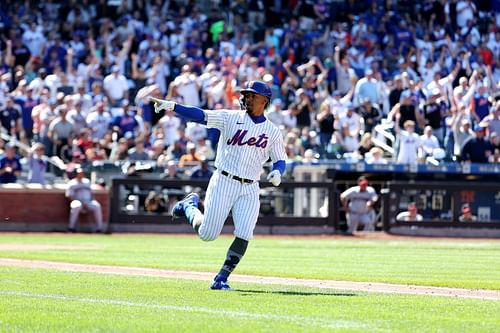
234 289 358 297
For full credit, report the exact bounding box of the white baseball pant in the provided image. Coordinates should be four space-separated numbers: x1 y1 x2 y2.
196 171 260 241
69 200 103 230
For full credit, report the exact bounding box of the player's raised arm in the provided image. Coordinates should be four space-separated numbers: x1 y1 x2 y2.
150 97 207 124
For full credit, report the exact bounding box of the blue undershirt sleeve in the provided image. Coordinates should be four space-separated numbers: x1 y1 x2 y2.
174 104 207 124
272 160 286 175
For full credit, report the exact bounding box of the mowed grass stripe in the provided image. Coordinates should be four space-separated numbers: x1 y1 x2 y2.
1 258 499 300
2 266 499 333
0 234 499 289
0 290 368 331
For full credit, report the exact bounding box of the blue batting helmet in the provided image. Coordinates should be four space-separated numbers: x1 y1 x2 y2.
240 80 272 100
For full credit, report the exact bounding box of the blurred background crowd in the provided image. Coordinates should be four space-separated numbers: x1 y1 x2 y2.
0 0 500 186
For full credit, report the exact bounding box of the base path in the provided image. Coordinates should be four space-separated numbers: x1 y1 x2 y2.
1 258 499 301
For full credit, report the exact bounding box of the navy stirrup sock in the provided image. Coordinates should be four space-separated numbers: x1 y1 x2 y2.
216 237 248 281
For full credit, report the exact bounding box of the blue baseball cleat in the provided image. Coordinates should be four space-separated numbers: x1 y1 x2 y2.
172 193 200 221
210 275 232 291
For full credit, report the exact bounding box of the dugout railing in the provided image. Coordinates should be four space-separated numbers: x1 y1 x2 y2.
109 176 339 232
382 181 500 231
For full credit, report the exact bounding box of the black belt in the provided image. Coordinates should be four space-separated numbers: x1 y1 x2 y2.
220 170 254 184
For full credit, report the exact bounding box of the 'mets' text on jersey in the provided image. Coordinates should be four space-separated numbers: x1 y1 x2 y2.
205 110 287 181
226 129 269 148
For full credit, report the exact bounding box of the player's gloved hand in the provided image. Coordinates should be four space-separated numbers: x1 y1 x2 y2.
267 170 281 187
150 97 176 113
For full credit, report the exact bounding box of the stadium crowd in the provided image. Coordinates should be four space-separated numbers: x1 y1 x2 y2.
0 0 500 185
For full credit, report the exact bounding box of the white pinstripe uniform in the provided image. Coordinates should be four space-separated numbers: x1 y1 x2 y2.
195 109 287 241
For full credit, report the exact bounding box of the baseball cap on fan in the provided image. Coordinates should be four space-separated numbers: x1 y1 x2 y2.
474 124 486 132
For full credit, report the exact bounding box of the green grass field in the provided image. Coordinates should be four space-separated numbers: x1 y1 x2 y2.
0 233 499 332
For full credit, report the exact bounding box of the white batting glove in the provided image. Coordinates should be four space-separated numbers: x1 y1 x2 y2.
267 170 281 187
150 97 176 113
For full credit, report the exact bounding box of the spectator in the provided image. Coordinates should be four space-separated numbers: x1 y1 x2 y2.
110 101 140 139
422 88 446 143
14 86 38 141
294 88 314 129
315 101 335 146
66 99 87 134
471 84 491 122
166 141 186 161
336 103 362 136
0 97 22 138
452 104 475 159
128 139 149 161
64 151 85 180
388 75 404 109
489 132 500 155
456 0 477 28
47 106 74 158
196 138 215 161
85 140 108 162
190 159 213 179
86 101 112 140
179 142 202 168
396 202 423 221
173 64 201 107
22 22 46 57
340 176 378 234
461 125 493 163
365 147 388 164
334 46 357 95
480 102 500 137
396 120 421 165
109 138 129 162
0 0 496 187
28 143 48 184
0 143 22 184
353 69 379 107
103 65 129 107
358 98 381 134
357 133 374 158
65 168 104 233
419 126 441 163
185 121 207 143
266 98 286 128
158 107 181 148
336 123 359 154
388 90 424 132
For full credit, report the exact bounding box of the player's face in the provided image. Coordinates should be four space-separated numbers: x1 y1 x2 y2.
244 93 268 116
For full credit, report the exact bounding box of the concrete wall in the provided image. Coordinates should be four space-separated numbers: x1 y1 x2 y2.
0 184 109 232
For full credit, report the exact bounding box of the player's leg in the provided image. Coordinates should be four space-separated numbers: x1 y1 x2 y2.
88 200 104 231
346 212 361 234
191 173 238 241
211 184 259 290
68 200 83 231
361 211 376 231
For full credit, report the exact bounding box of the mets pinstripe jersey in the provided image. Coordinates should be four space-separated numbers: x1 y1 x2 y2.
205 110 287 180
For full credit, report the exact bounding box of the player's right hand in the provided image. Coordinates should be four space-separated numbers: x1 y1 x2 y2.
150 97 176 113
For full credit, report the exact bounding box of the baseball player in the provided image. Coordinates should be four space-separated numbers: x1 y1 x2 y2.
340 176 378 234
65 168 104 232
151 81 287 290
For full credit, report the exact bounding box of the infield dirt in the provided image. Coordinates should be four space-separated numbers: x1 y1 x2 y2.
0 257 498 301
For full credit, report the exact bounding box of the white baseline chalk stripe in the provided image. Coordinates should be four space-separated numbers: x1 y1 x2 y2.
0 291 369 330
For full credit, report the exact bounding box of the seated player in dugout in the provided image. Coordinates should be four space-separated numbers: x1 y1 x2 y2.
150 80 287 290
